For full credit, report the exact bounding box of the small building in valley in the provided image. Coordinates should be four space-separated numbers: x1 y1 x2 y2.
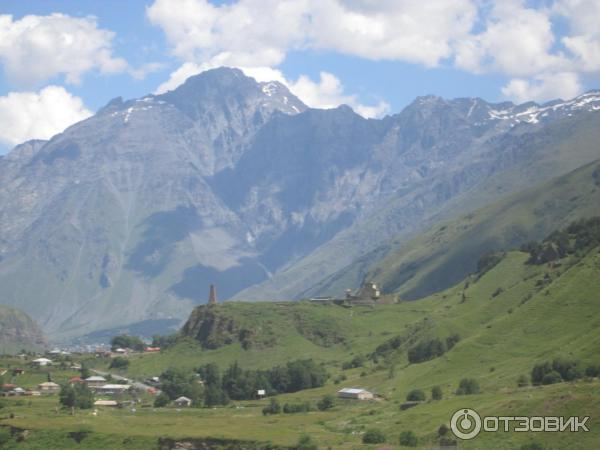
85 376 107 388
174 396 192 407
96 384 131 395
94 400 118 407
337 388 374 400
38 381 60 394
32 358 53 367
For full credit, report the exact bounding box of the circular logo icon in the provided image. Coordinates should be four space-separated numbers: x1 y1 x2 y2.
450 408 482 440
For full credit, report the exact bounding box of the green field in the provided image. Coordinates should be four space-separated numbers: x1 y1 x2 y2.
2 242 599 449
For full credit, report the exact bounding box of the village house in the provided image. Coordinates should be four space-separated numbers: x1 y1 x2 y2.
38 381 60 394
31 357 52 367
12 368 25 376
94 400 118 407
337 388 374 400
96 384 131 395
174 396 192 407
84 376 107 388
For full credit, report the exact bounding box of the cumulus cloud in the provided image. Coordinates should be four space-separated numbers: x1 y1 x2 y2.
0 86 92 147
147 0 476 68
0 13 126 86
288 72 390 118
455 1 567 77
148 0 600 106
501 72 582 103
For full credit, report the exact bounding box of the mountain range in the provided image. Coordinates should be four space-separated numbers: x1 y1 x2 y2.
0 66 598 340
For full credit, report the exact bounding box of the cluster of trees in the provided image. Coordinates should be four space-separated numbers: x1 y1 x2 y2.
522 217 600 265
456 378 480 395
59 383 94 409
151 333 179 349
110 334 145 351
342 354 366 370
405 386 443 402
262 397 328 416
360 429 418 447
407 334 460 364
531 359 598 385
155 359 328 412
189 359 329 407
109 356 129 370
156 367 203 406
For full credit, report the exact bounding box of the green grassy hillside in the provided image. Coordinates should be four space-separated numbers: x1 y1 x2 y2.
359 158 600 300
28 231 594 449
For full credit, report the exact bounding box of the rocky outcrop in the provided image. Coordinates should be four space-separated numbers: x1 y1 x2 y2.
0 305 46 352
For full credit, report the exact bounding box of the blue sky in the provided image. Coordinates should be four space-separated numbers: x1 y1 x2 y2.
0 0 599 153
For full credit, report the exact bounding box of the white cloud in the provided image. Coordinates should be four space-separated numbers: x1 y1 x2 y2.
501 72 582 103
128 62 166 80
288 72 390 118
0 86 92 147
308 0 476 66
148 0 600 106
0 13 126 86
455 0 567 77
147 0 476 68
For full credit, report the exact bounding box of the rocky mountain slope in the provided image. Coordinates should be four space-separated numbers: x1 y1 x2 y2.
0 305 46 353
0 66 598 339
310 158 600 300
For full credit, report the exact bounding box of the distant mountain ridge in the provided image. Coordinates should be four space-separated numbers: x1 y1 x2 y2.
0 66 598 340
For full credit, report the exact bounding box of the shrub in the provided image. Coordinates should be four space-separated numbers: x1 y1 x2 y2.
542 371 562 385
399 430 418 447
406 389 426 402
317 394 335 411
456 378 480 395
431 386 443 400
262 398 281 415
153 392 170 407
295 435 317 450
517 374 529 387
362 428 386 444
437 424 449 436
342 355 366 370
109 356 130 370
283 402 311 413
0 428 11 446
520 443 546 450
585 365 600 377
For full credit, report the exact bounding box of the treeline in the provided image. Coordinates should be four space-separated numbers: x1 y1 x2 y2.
156 359 329 407
521 217 600 265
531 359 599 385
110 334 145 351
407 335 460 364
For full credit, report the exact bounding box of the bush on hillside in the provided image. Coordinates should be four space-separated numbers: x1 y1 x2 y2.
399 430 418 447
431 386 443 400
109 356 129 369
110 334 145 352
407 334 460 364
153 392 170 407
406 389 426 402
262 398 281 415
317 394 335 411
362 428 386 444
517 374 529 387
295 435 317 450
456 378 480 395
531 359 584 385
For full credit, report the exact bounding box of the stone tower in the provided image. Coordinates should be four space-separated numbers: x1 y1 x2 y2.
208 284 218 305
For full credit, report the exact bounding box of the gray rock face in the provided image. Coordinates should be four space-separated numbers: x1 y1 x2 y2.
0 66 598 339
